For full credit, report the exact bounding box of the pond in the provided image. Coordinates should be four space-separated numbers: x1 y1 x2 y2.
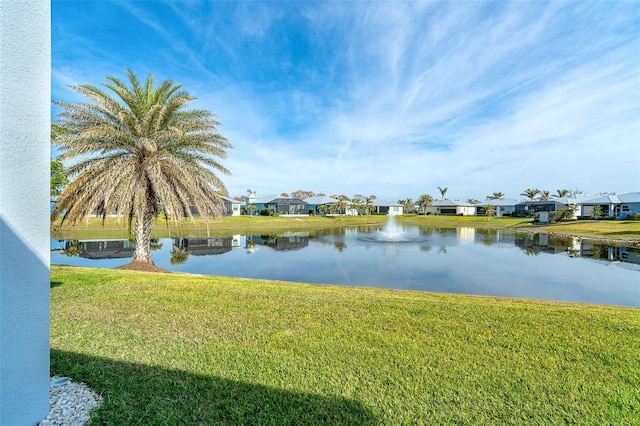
51 220 639 307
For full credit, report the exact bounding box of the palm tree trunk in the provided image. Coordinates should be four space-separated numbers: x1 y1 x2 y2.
132 207 154 263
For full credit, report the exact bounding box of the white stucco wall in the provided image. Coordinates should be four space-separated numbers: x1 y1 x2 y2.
0 1 51 424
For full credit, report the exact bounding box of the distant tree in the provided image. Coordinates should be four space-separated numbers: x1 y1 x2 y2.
333 198 348 220
317 192 326 197
280 192 289 197
291 190 315 199
350 195 364 215
484 204 496 220
521 188 540 201
365 195 377 215
487 192 504 200
402 198 414 214
555 189 569 198
437 186 448 200
569 189 583 196
247 204 257 217
467 198 481 204
417 194 434 215
591 205 602 221
50 159 68 196
318 204 330 216
539 191 552 200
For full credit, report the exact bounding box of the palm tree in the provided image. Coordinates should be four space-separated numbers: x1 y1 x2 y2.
51 70 232 269
487 192 504 200
539 190 551 200
401 198 414 214
555 189 569 198
520 188 540 201
365 195 377 215
333 198 348 220
484 204 496 220
437 186 448 200
417 194 433 215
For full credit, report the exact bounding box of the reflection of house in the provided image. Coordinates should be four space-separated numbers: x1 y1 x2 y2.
371 199 404 215
579 192 640 219
247 194 309 215
426 200 475 216
513 233 570 255
515 200 568 216
71 239 135 259
173 237 233 256
304 196 339 215
247 232 310 251
579 243 640 266
475 199 518 217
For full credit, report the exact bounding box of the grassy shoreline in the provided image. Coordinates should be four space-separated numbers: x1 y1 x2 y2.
52 214 640 245
51 265 639 424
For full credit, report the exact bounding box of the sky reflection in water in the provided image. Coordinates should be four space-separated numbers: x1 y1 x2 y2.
51 225 639 307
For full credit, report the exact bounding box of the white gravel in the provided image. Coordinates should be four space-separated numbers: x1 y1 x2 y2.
38 377 102 426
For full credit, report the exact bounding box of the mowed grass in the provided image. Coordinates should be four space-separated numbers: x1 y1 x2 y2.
51 266 640 425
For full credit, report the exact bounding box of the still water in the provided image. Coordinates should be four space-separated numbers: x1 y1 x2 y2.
51 225 639 307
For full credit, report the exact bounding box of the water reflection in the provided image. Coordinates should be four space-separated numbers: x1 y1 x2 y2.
52 229 640 267
51 226 639 306
62 239 136 259
246 232 309 252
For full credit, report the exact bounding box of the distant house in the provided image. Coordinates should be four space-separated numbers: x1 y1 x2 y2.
187 195 242 217
304 195 339 215
475 199 518 217
220 195 242 216
426 200 475 216
579 192 640 219
371 199 404 215
247 194 309 215
514 200 568 216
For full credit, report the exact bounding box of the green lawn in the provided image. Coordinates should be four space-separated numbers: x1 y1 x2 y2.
51 266 640 425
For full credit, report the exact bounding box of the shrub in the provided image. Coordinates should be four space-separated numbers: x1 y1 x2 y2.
260 208 272 216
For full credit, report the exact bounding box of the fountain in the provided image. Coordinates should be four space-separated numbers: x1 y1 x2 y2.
359 215 426 243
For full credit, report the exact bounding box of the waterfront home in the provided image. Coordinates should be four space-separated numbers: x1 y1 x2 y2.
579 192 640 219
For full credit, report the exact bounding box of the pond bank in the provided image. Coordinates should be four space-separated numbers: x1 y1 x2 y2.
52 215 640 245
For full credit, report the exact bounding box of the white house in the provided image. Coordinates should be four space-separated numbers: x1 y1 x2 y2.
426 200 476 216
371 199 404 215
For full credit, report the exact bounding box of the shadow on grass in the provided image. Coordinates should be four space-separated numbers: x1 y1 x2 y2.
51 349 378 425
50 280 63 288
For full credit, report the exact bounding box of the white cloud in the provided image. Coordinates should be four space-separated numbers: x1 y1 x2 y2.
52 1 640 200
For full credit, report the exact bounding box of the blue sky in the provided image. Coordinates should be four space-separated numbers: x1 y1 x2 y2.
52 1 639 202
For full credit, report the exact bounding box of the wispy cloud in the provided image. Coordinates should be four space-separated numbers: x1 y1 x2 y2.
52 0 639 200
